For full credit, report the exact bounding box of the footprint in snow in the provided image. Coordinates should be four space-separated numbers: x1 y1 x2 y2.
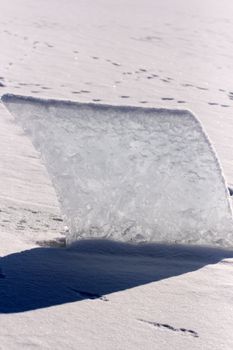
161 97 174 101
181 83 193 88
138 319 199 338
196 86 208 91
112 62 121 67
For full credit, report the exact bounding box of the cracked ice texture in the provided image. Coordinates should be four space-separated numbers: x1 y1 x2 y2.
2 94 233 245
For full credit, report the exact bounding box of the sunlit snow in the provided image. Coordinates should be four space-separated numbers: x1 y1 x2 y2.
1 0 233 349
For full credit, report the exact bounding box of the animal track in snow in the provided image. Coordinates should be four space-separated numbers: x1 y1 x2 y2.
24 208 39 214
196 86 208 91
132 35 162 42
138 319 199 338
52 217 63 222
161 97 174 101
181 83 193 88
45 42 53 48
105 58 121 67
112 62 121 67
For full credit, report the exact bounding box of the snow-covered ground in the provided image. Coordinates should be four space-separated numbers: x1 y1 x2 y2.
1 0 233 349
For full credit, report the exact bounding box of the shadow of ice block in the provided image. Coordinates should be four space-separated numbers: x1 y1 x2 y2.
2 94 233 246
1 241 233 313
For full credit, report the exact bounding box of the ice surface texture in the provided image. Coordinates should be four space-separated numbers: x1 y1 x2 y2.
2 94 233 245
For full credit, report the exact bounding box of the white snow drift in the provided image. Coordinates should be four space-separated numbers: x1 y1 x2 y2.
2 94 233 245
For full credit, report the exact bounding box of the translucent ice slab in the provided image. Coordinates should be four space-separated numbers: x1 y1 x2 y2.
2 94 233 245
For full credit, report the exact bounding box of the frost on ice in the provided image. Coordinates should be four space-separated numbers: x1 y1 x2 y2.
2 94 233 245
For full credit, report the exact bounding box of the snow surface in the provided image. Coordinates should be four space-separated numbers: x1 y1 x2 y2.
1 0 233 349
2 94 233 245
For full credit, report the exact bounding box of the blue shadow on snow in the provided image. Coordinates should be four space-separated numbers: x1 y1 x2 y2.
0 239 233 313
